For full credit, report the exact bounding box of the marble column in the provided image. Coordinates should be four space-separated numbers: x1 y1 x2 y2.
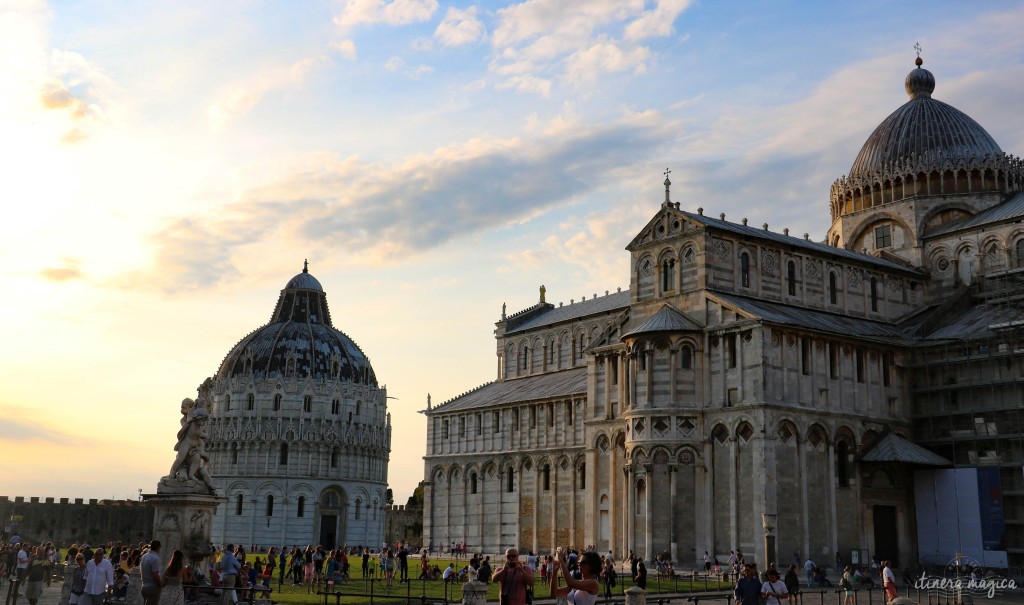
669 464 678 563
644 465 653 561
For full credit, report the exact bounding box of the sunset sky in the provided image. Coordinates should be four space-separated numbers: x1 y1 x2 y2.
2 0 1023 505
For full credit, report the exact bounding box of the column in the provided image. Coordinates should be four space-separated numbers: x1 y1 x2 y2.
645 350 653 406
605 356 613 420
423 481 434 551
800 441 809 557
644 465 653 561
669 464 678 563
551 462 558 549
622 466 630 556
608 448 618 557
618 354 627 416
532 466 538 553
828 441 838 557
729 437 738 555
497 470 504 550
479 475 486 552
463 471 469 549
669 349 677 404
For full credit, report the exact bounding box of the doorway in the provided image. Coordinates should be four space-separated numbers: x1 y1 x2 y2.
873 505 899 566
320 515 337 550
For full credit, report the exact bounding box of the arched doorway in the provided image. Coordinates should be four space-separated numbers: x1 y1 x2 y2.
319 488 348 549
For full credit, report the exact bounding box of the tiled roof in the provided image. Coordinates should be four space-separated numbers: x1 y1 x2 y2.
926 192 1024 237
861 432 951 466
506 291 630 334
622 305 703 338
428 367 588 414
708 291 906 340
681 211 923 275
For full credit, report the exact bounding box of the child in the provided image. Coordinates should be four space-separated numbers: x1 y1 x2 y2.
113 568 129 601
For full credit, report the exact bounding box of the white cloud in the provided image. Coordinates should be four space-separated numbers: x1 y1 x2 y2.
334 0 439 31
624 0 692 41
206 56 325 129
488 0 692 93
434 6 486 47
496 74 552 97
132 112 678 291
384 56 404 71
564 41 649 84
330 39 358 60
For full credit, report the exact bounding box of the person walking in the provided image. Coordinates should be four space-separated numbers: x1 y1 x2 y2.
219 544 241 605
157 550 186 605
24 546 52 605
882 561 897 602
735 565 761 605
634 558 647 590
760 568 789 605
140 540 162 605
82 548 114 605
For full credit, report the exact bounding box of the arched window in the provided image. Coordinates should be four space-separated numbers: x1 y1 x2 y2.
356 401 361 416
1016 239 1024 268
578 463 586 490
521 345 529 370
303 395 312 413
224 395 231 411
829 272 838 305
506 469 515 493
543 465 551 491
331 399 340 414
266 495 274 517
787 260 796 296
247 393 255 410
297 496 305 518
662 258 675 292
355 498 362 519
231 444 238 465
330 447 339 468
273 394 282 411
235 494 243 516
740 252 750 288
679 346 692 369
870 277 879 312
471 473 478 494
279 443 289 465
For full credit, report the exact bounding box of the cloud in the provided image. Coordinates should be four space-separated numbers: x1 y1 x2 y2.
129 112 679 292
496 74 552 97
624 0 692 41
330 39 358 60
488 0 692 93
334 0 439 32
34 49 110 142
39 258 83 282
564 41 649 84
434 6 486 47
0 410 89 444
207 56 325 128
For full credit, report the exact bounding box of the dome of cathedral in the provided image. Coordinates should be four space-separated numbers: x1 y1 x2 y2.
216 264 376 384
848 59 1002 180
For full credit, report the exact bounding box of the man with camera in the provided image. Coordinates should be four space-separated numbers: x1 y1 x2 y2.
493 548 534 605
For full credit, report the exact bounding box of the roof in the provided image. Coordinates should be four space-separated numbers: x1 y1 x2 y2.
680 210 922 276
506 290 630 334
861 432 951 466
708 291 906 340
849 64 1002 180
429 367 588 414
622 305 703 339
918 300 1024 341
927 191 1024 237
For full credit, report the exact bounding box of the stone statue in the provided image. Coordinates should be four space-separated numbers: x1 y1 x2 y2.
158 397 219 496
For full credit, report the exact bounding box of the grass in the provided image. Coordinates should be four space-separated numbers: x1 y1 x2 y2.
261 559 735 605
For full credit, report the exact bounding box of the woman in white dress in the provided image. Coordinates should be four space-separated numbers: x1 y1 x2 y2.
158 550 187 605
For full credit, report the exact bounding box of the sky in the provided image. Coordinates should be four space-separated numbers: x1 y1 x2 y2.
2 0 1024 506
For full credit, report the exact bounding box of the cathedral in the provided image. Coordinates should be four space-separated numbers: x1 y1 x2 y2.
204 265 391 549
421 56 1024 570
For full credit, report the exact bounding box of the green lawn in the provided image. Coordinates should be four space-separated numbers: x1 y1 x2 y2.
263 559 734 605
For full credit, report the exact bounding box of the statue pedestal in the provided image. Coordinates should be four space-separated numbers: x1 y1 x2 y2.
143 493 224 568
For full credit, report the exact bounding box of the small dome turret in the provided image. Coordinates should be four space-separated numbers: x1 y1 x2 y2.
904 57 935 99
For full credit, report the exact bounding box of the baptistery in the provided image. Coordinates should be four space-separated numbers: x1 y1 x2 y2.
206 263 390 550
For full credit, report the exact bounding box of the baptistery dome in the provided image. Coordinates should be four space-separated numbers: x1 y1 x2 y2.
848 58 1003 181
216 264 376 385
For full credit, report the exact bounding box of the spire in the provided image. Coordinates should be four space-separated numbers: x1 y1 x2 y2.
663 167 672 206
905 42 934 99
